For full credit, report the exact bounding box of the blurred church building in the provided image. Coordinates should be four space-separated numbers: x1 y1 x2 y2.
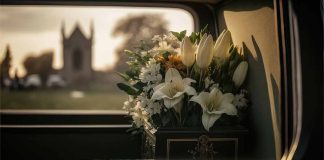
60 22 93 84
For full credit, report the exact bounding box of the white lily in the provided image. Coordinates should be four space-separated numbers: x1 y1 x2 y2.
190 88 237 131
196 34 214 69
213 29 232 59
151 68 196 112
232 61 248 87
180 36 196 67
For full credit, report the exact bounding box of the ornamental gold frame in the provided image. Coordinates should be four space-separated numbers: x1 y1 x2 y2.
166 137 238 160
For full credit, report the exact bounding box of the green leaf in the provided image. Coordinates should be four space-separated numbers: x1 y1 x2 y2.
116 72 130 81
179 30 187 41
200 24 209 35
189 32 198 43
162 51 171 59
222 81 235 93
117 83 139 95
133 81 145 92
171 31 180 39
124 49 135 56
171 30 187 41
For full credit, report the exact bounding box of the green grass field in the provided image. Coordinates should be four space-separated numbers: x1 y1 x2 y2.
0 87 128 110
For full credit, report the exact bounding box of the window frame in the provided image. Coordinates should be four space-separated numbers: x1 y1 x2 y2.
0 0 216 127
2 0 321 159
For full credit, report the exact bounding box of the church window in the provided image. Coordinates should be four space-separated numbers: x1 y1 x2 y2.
73 49 82 71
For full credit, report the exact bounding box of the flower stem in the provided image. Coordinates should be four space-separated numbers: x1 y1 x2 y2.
174 101 183 127
199 69 205 90
187 67 190 77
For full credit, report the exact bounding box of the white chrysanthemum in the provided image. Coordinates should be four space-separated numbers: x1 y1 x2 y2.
152 35 163 43
157 41 174 52
164 32 180 48
139 59 162 84
131 102 149 128
204 77 214 89
137 95 161 115
140 51 148 57
233 90 248 109
122 96 135 112
147 101 161 115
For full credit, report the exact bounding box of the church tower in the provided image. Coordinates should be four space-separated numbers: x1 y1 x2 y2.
61 22 93 84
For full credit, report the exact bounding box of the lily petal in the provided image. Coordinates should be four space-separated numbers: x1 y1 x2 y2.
222 93 234 103
151 90 167 100
190 92 210 111
183 78 196 85
202 111 221 131
197 33 207 54
213 30 232 58
214 30 226 49
184 86 197 96
173 91 186 98
219 102 237 116
153 82 165 91
165 68 182 83
163 95 184 109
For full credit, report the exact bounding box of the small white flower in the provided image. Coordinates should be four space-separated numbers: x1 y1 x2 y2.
152 35 163 43
139 59 162 84
150 39 176 55
233 90 248 109
131 102 149 128
147 101 162 115
158 41 174 52
140 51 148 57
204 77 214 89
164 32 180 48
122 96 135 112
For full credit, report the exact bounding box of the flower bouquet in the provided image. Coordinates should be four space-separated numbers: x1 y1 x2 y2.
118 26 249 132
117 26 250 158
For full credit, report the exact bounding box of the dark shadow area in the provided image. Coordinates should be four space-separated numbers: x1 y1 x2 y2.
1 127 141 160
241 35 276 159
270 74 280 123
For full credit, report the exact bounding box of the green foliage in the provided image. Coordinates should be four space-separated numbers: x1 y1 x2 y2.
171 30 187 41
171 24 209 44
117 83 140 96
162 51 171 60
116 72 131 81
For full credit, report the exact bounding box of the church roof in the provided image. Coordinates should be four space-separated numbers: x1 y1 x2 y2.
68 23 89 40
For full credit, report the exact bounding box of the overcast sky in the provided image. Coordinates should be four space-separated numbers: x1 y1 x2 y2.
0 6 194 77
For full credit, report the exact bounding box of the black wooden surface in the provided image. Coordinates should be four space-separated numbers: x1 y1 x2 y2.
1 126 142 160
145 126 249 159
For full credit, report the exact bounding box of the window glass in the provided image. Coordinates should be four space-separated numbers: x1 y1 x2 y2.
0 5 194 110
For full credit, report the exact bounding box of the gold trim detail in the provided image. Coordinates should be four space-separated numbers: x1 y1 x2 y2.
166 135 238 160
